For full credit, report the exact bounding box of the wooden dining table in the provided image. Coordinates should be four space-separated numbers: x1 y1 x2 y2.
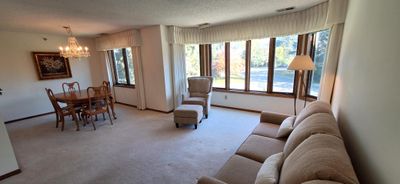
54 90 117 128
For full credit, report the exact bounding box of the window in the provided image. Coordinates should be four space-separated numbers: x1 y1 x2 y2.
273 35 298 93
184 44 200 79
211 43 226 88
200 31 330 98
250 38 270 91
229 41 246 90
308 30 330 97
111 48 135 86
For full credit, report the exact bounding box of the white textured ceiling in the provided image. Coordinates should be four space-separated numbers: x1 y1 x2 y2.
0 0 325 37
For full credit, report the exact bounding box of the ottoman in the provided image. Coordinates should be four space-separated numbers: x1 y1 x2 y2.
174 104 203 129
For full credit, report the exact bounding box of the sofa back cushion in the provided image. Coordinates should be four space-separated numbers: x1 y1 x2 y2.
279 134 359 184
294 101 332 127
283 113 341 158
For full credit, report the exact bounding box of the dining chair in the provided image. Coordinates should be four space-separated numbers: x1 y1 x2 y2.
102 81 116 119
62 81 81 94
45 88 79 131
81 86 113 130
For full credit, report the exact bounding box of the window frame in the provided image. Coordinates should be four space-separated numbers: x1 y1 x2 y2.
303 29 330 99
109 48 135 88
206 35 301 98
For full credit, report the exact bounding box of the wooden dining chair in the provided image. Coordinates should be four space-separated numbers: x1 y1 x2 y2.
81 86 113 130
62 81 81 94
45 88 79 131
102 81 116 119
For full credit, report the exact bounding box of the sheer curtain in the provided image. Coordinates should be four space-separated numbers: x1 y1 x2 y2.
131 46 146 110
95 29 146 110
171 44 187 108
318 24 344 102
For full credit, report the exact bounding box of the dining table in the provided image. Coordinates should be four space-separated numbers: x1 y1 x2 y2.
54 90 117 129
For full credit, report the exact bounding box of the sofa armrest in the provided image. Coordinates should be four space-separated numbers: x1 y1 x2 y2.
197 176 227 184
260 111 291 125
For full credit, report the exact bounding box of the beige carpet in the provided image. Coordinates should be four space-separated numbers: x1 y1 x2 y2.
3 105 259 184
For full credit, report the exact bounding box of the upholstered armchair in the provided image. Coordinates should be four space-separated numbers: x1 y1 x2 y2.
182 76 213 118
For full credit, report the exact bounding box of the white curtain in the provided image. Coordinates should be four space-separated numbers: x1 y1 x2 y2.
169 0 347 44
318 23 344 103
171 44 187 108
95 29 142 51
131 46 146 110
95 29 147 110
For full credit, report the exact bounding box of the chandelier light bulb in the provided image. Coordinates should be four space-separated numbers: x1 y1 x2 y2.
58 26 90 58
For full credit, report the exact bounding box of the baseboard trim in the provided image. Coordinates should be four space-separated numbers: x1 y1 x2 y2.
211 104 261 113
0 169 21 181
115 101 137 108
5 112 54 124
115 102 173 114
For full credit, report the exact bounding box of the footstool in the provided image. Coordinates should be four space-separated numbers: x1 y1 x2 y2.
174 104 203 129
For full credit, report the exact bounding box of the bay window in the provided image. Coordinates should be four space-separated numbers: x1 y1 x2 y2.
211 43 226 88
184 44 200 79
229 41 246 90
183 29 330 98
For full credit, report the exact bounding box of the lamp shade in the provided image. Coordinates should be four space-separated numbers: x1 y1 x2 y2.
287 55 315 71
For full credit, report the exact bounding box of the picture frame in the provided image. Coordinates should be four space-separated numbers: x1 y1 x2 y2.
32 52 72 80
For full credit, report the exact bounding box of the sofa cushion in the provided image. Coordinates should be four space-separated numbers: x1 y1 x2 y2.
294 101 332 127
215 154 262 184
174 105 203 118
236 135 285 163
182 97 206 106
279 134 359 184
283 113 341 158
276 116 295 138
302 180 343 184
252 123 281 138
255 152 284 184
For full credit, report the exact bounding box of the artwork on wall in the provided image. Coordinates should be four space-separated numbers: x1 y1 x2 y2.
32 52 72 80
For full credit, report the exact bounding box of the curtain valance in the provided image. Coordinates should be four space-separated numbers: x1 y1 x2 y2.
169 0 347 44
95 29 142 51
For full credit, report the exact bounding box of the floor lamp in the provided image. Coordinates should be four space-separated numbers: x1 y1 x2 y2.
287 55 315 115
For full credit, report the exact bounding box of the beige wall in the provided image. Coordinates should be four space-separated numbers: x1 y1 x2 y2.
0 117 19 176
140 26 174 112
0 31 98 122
212 91 306 114
331 0 400 183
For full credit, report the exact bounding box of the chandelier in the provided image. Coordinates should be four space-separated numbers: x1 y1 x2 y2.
59 26 90 58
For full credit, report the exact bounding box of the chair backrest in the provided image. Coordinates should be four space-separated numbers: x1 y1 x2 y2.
102 81 112 94
45 88 62 113
187 76 213 97
62 82 81 94
87 86 109 111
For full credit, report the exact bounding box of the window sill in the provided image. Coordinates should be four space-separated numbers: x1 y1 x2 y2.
299 95 317 102
213 88 295 99
114 84 136 89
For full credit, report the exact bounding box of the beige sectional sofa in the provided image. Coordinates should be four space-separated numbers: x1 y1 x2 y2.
198 101 359 184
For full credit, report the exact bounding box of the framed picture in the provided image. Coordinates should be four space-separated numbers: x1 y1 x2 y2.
32 52 72 80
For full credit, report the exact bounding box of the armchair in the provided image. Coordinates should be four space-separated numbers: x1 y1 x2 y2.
182 76 213 118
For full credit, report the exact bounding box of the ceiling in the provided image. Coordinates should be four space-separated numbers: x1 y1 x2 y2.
0 0 326 37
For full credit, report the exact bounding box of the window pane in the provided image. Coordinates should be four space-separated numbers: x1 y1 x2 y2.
211 43 225 88
273 35 298 93
113 48 127 84
229 41 246 90
309 30 330 96
126 48 135 85
250 38 270 91
184 44 200 79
